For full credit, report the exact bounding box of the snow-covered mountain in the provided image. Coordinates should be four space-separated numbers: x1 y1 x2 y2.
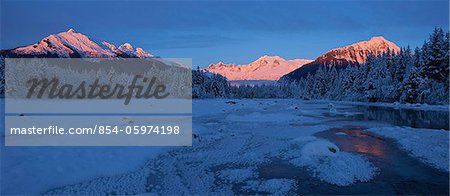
0 29 154 58
281 36 400 81
206 56 312 80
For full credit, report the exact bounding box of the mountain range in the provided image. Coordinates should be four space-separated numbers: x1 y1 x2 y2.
0 29 153 58
0 29 400 82
206 56 312 80
207 36 400 81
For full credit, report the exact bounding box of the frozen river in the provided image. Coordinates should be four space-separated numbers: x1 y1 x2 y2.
2 99 449 195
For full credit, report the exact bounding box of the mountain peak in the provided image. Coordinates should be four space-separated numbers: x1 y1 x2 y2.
255 56 286 65
207 62 234 69
135 47 154 58
281 36 401 81
122 43 133 47
319 36 400 65
206 55 312 80
119 43 134 51
1 30 154 58
365 36 398 49
369 36 387 42
257 55 283 60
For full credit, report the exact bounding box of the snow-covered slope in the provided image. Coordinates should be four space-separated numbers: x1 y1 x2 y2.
281 36 400 81
135 47 153 58
206 56 312 80
0 29 153 58
313 36 400 66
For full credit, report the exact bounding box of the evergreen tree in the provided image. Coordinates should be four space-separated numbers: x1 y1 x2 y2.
313 67 329 98
423 28 446 81
304 73 315 99
364 53 383 102
401 64 426 103
190 28 448 104
443 32 449 85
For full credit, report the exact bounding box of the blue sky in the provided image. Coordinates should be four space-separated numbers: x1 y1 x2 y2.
1 0 448 67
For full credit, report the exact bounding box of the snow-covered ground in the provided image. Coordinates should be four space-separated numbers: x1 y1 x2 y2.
1 99 448 195
1 145 171 194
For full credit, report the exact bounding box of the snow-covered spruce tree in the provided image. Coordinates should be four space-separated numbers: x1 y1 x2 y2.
192 70 229 98
325 67 338 99
392 47 412 100
278 79 300 98
364 53 382 102
385 48 395 80
192 70 206 98
210 73 228 97
328 67 343 99
444 31 450 84
401 60 427 103
313 67 329 98
304 73 315 100
423 28 447 82
382 51 396 102
414 28 449 104
342 66 358 100
350 54 372 101
295 79 307 99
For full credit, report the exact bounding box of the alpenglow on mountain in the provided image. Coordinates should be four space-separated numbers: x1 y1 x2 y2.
0 29 154 58
206 56 313 80
281 36 400 81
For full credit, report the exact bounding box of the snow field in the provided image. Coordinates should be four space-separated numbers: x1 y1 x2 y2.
2 99 447 195
242 179 298 195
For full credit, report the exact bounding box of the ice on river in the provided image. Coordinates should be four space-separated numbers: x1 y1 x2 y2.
369 126 449 172
1 99 448 195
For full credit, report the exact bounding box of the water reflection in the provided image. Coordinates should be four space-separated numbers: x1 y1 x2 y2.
315 126 449 195
258 126 449 195
318 127 387 159
349 106 449 130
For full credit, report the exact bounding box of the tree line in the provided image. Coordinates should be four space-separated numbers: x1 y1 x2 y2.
193 28 449 105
